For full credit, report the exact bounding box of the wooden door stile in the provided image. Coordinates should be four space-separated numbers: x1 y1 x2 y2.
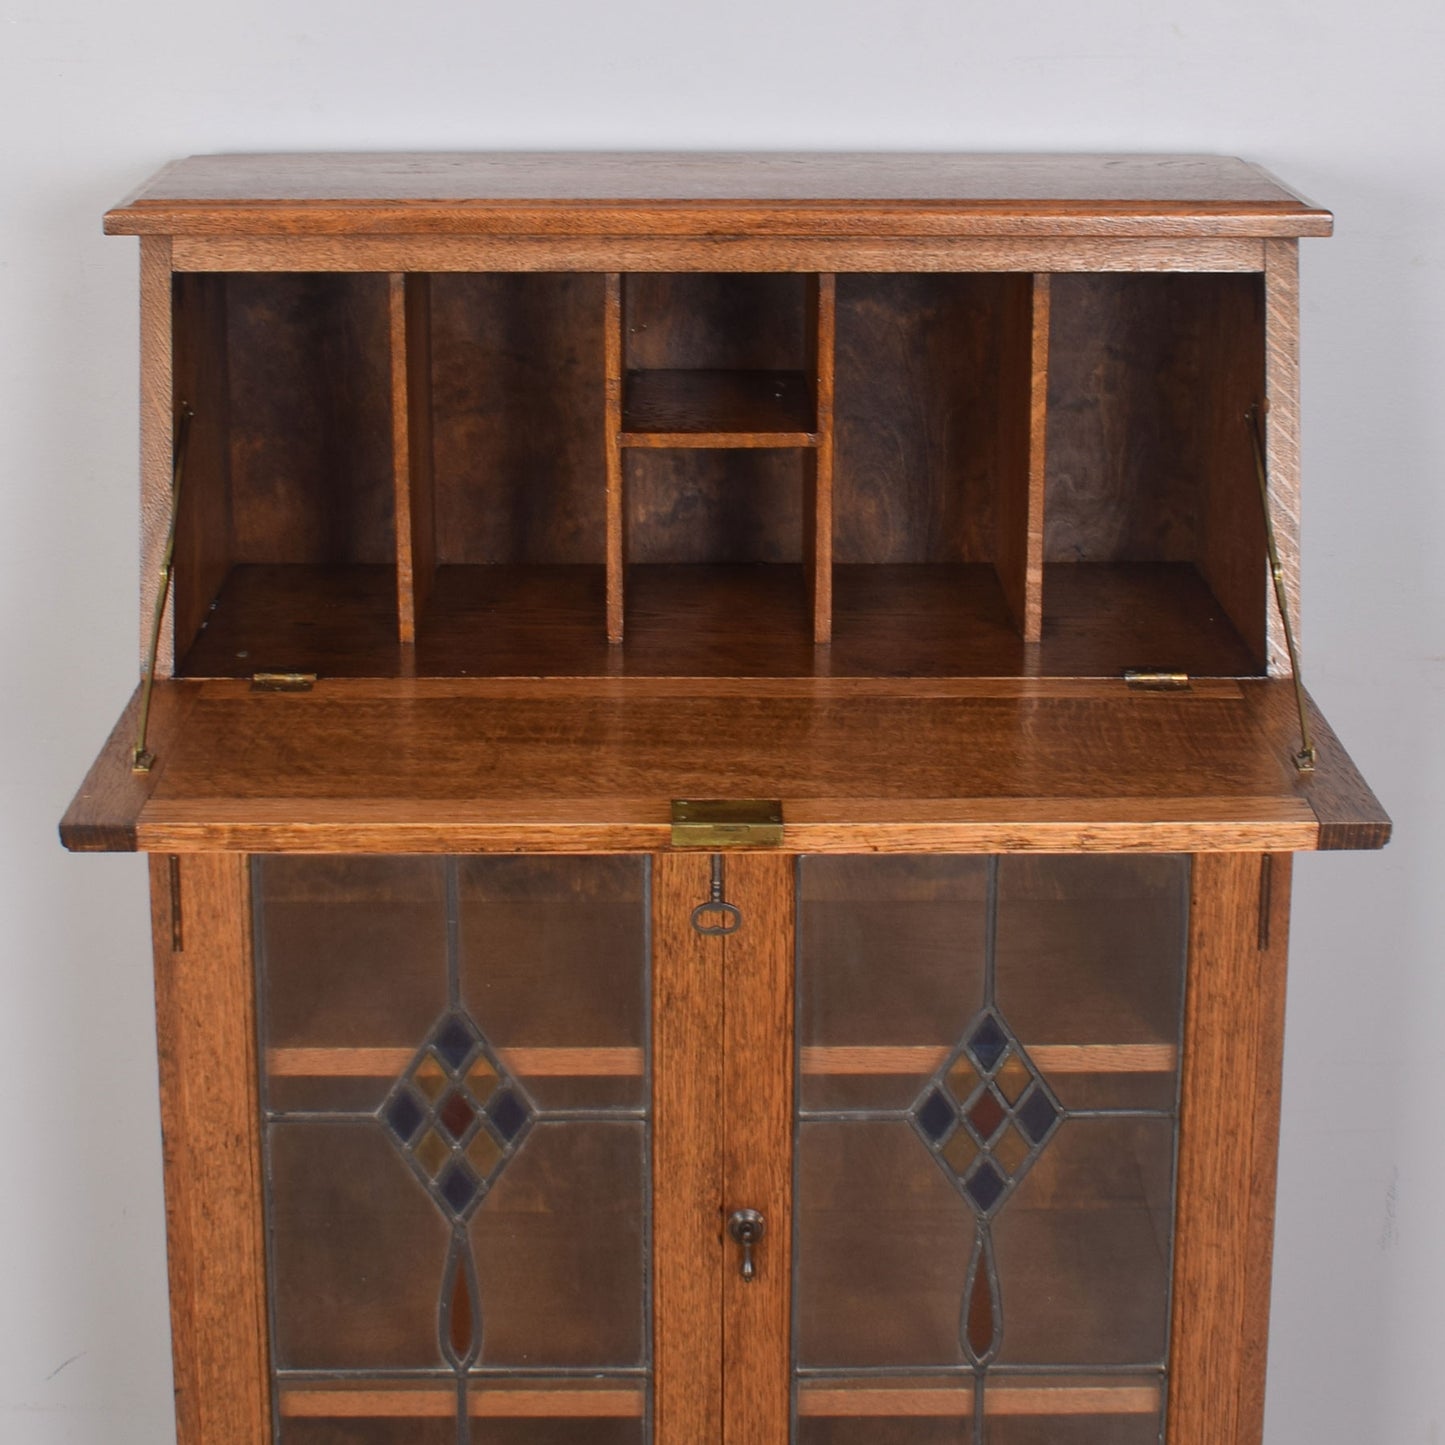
1167 852 1292 1443
720 854 794 1444
652 852 725 1443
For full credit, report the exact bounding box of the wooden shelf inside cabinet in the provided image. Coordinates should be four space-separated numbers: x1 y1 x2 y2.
620 368 819 447
68 153 1389 1445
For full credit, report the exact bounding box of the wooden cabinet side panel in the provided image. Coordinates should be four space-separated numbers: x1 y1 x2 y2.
721 854 795 1445
149 854 271 1445
1168 852 1292 1445
1263 240 1302 677
140 237 175 676
653 853 724 1444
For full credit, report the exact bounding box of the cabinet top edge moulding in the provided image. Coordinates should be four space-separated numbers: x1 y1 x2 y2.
61 151 1389 858
106 150 1331 245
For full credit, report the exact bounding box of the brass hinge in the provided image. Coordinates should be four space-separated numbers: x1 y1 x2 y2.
1124 670 1191 691
251 672 317 692
671 799 784 848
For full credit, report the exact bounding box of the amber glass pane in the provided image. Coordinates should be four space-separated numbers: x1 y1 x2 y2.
470 1121 646 1368
283 1421 456 1445
995 856 1186 1111
457 857 648 1109
270 1123 452 1370
796 1120 971 1367
798 857 987 1110
797 1423 964 1445
991 1118 1175 1366
468 1424 644 1445
258 857 449 1113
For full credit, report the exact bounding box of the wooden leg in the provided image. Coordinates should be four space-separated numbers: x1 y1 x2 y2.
151 854 272 1444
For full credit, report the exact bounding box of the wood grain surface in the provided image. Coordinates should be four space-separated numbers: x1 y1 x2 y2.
995 274 1049 638
61 677 1386 853
391 272 436 640
139 236 175 674
805 274 836 642
167 233 1270 275
605 273 625 641
170 271 232 664
1167 853 1292 1445
652 853 723 1445
279 1386 645 1418
149 854 271 1444
1263 239 1303 675
720 854 794 1445
106 153 1332 237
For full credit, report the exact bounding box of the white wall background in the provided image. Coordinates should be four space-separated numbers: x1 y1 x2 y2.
0 1 1437 1440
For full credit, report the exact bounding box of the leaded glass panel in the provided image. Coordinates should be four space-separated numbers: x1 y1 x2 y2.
794 854 1187 1444
254 855 653 1445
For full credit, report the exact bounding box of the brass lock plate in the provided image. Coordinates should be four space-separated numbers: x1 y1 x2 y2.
671 799 784 848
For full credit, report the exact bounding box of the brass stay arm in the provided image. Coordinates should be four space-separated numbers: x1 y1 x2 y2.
1247 401 1316 774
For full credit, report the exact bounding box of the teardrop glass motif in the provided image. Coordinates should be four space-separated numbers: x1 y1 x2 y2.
439 1230 482 1371
962 1229 1000 1365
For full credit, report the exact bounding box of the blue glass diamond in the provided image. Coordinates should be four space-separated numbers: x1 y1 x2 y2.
487 1088 529 1143
1017 1086 1060 1144
916 1088 956 1143
385 1088 424 1145
433 1016 478 1071
965 1159 1006 1212
968 1016 1008 1072
438 1160 480 1215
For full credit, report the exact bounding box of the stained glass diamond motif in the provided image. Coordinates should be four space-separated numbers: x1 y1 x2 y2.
967 1088 1007 1143
465 1055 499 1102
995 1053 1031 1103
385 1089 425 1145
965 1159 1006 1212
942 1126 980 1176
1017 1086 1060 1145
487 1089 529 1143
438 1160 481 1215
947 1056 980 1104
911 1005 1063 1219
916 1088 957 1143
415 1129 451 1178
379 1008 535 1221
993 1124 1031 1175
438 1091 477 1143
466 1128 503 1178
968 1016 1008 1072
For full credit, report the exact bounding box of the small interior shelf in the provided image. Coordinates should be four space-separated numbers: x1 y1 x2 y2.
278 1382 646 1420
621 368 818 445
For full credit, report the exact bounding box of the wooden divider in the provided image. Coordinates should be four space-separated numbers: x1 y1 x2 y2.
805 274 836 643
390 273 437 644
605 273 625 642
995 272 1050 642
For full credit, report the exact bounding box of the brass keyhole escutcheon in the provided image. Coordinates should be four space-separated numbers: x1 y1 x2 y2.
728 1208 766 1282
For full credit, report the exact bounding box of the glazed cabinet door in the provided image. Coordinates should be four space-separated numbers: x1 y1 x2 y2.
788 852 1291 1445
154 853 657 1445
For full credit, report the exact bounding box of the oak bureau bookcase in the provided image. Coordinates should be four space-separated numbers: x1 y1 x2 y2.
62 153 1389 1445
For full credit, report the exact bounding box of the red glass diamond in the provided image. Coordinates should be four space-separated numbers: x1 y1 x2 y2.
968 1088 1006 1142
438 1090 476 1142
